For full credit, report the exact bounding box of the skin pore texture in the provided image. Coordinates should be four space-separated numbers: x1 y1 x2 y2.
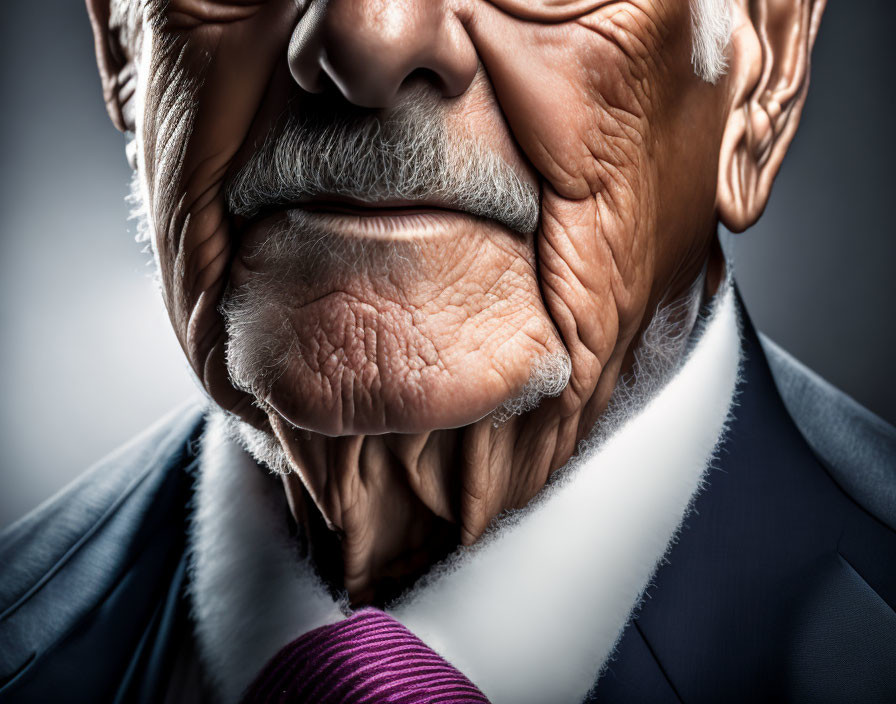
87 0 825 604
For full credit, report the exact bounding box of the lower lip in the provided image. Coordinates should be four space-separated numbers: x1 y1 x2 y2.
284 207 475 240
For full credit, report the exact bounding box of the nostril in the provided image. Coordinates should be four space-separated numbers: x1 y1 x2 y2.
299 81 383 121
404 68 445 89
403 67 448 93
308 69 343 100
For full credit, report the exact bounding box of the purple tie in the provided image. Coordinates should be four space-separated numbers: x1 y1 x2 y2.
240 608 491 703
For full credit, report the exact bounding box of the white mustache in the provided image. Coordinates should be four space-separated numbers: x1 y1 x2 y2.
225 92 540 235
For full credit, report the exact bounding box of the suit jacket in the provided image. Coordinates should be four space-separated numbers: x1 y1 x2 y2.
1 303 895 703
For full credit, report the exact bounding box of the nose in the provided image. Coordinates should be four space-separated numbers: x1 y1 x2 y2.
288 0 478 108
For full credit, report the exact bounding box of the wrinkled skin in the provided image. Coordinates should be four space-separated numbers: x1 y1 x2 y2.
88 0 824 603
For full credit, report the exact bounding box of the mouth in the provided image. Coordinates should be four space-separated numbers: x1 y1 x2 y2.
302 195 459 215
238 195 492 241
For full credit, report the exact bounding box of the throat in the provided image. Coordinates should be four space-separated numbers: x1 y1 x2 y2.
277 431 467 607
303 497 460 607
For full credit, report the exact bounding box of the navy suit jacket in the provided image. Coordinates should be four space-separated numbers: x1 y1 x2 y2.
1 304 895 703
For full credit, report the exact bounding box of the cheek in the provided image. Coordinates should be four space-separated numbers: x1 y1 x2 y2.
465 4 666 413
133 2 298 419
467 4 661 301
468 5 654 199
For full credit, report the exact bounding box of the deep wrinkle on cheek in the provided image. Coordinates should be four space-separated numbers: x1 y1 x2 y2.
475 0 672 98
464 0 676 371
465 4 655 203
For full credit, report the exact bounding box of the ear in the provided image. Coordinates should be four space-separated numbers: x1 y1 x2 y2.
717 0 826 232
85 0 138 132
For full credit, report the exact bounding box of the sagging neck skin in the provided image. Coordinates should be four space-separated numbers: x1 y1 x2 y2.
272 248 723 607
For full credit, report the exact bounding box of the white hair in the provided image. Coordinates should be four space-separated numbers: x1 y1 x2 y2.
491 353 572 426
226 89 539 235
692 0 735 83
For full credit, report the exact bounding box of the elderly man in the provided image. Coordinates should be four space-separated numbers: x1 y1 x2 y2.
2 0 895 701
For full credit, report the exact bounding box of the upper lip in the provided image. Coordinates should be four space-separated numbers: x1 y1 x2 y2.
298 195 462 213
237 194 468 226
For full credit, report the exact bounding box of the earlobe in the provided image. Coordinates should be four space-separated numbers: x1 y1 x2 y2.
85 0 136 133
716 0 827 233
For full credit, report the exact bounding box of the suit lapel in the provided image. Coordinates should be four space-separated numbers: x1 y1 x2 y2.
593 298 896 703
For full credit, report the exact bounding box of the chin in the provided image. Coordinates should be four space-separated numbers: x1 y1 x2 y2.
225 210 567 436
244 301 565 436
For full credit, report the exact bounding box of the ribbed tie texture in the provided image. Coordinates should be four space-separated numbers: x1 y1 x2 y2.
240 608 491 703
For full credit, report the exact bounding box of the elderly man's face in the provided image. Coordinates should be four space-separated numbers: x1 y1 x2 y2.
89 0 820 597
131 0 722 424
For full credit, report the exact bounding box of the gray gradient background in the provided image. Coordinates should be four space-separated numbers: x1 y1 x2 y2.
1 1 893 529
